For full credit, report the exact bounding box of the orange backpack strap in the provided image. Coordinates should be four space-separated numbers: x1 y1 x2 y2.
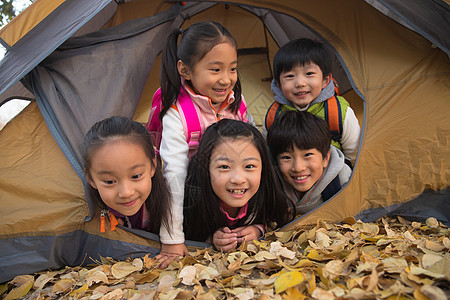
332 77 340 96
264 102 282 131
324 95 343 142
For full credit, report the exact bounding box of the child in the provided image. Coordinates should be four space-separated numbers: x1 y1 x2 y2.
267 110 352 215
184 119 293 252
153 21 253 262
82 116 172 235
263 38 360 165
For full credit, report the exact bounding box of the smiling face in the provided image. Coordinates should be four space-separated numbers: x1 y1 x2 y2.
209 137 262 218
279 62 330 109
178 42 238 109
87 139 155 216
277 145 330 194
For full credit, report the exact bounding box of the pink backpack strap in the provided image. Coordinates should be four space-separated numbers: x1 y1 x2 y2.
176 89 202 157
145 88 163 152
238 97 248 122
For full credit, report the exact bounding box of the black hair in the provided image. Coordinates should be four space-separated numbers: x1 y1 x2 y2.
183 119 293 242
273 38 332 86
159 21 242 120
267 110 331 161
82 116 172 234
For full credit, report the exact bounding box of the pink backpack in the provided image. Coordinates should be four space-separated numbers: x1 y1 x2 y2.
145 88 247 158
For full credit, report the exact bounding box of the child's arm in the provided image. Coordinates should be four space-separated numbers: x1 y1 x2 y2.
213 227 238 252
157 108 189 265
341 107 360 163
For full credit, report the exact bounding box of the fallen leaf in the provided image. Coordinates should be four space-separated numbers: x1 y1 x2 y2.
178 265 197 285
111 261 139 279
417 285 447 300
69 283 88 298
425 217 439 229
443 237 450 249
269 241 296 259
409 265 445 279
33 272 58 290
102 288 123 299
322 260 348 280
157 274 175 293
131 258 143 271
311 287 335 300
315 231 331 249
51 278 75 294
196 265 219 281
425 239 445 252
422 253 443 269
274 271 304 293
86 270 109 286
4 275 34 300
253 250 277 261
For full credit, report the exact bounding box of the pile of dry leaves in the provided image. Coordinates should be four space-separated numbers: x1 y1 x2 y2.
1 216 449 299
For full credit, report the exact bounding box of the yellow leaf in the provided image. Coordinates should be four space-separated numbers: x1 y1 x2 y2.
252 239 269 249
361 233 385 242
306 272 316 295
4 275 34 300
0 284 8 296
283 287 306 299
274 271 304 294
69 283 88 298
306 249 330 261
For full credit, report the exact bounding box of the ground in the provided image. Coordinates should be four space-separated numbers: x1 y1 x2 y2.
1 216 449 299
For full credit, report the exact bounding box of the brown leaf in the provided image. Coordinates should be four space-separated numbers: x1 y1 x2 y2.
111 261 139 279
51 278 75 294
425 217 439 229
86 270 109 286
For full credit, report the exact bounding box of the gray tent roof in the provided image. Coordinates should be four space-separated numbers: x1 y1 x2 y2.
0 0 449 103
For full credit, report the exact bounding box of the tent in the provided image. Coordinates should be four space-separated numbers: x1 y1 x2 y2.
0 0 448 282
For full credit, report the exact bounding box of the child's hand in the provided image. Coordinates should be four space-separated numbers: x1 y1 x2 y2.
213 227 238 252
232 225 262 243
155 243 188 268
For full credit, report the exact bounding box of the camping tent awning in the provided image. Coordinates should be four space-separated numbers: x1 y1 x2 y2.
0 0 112 96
